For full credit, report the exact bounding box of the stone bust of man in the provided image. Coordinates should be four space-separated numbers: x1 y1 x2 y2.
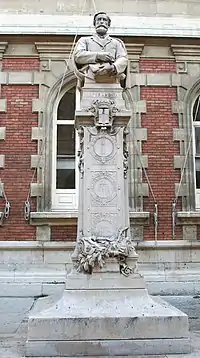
73 12 128 86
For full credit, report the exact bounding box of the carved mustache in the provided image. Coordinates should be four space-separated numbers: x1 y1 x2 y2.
96 24 108 29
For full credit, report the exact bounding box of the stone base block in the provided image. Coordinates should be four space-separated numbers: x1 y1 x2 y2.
26 270 190 357
26 338 190 357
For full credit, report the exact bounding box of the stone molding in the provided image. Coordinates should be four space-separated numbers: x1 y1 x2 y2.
126 44 144 73
171 45 200 62
173 128 186 142
172 100 184 114
30 211 78 226
175 183 188 198
35 42 73 59
0 155 5 168
0 182 4 197
0 42 8 60
0 239 198 250
0 99 7 113
31 155 44 168
0 127 6 140
177 211 200 225
30 210 150 226
174 155 185 169
30 183 43 197
31 127 44 141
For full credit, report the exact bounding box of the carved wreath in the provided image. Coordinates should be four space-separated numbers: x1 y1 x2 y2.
74 227 135 276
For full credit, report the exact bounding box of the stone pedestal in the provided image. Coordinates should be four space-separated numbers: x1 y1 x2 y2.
26 260 190 356
26 69 190 356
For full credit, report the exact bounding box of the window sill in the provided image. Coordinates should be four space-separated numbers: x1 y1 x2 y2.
30 211 150 226
177 211 200 225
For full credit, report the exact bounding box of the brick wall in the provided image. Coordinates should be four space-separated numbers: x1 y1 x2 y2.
2 58 40 71
51 226 77 241
0 85 38 240
0 56 40 240
0 56 184 241
140 59 181 240
140 59 176 73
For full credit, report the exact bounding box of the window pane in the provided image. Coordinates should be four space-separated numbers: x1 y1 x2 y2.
57 87 75 120
193 96 200 121
56 125 75 189
195 127 200 155
57 125 75 155
56 161 75 189
196 158 200 189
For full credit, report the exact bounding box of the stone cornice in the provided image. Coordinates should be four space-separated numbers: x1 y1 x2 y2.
0 42 8 60
171 45 200 62
125 44 144 60
35 42 73 59
1 15 200 38
34 42 144 60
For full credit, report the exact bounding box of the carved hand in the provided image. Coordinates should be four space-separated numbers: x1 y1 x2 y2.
96 52 114 63
95 63 116 76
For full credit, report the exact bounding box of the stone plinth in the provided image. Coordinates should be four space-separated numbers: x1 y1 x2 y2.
26 264 190 356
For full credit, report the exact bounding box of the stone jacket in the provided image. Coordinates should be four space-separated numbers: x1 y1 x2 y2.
73 34 128 75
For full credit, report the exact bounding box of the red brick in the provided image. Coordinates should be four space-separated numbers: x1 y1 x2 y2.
2 58 40 71
141 87 181 240
140 59 176 73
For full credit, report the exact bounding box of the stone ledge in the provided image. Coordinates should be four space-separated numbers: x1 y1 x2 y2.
0 239 198 250
177 211 200 225
30 211 78 226
130 211 150 225
30 211 150 226
137 240 200 249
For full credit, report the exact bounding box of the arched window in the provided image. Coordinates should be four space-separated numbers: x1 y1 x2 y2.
193 95 200 209
51 85 78 210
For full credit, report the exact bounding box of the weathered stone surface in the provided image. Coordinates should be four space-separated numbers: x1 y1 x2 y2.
26 338 190 357
26 284 190 356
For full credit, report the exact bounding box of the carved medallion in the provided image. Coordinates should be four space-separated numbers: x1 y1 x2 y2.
90 172 117 205
91 134 116 163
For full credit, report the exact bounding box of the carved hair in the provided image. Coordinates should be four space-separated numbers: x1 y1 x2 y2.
93 12 111 27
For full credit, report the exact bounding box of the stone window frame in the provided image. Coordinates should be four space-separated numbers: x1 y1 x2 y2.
42 70 77 212
191 92 200 210
176 77 200 232
51 85 78 211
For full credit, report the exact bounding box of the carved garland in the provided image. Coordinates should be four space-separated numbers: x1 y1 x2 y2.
73 227 136 276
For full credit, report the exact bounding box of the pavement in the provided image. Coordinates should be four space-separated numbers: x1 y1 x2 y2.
0 320 200 358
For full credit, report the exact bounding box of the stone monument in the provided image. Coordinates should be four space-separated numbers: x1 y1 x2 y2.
26 12 190 357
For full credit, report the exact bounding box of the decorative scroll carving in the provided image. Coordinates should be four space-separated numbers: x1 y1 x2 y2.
73 227 136 276
123 127 129 179
77 126 84 178
88 99 119 129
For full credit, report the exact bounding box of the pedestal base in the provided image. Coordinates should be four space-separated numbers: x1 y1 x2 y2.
26 270 190 356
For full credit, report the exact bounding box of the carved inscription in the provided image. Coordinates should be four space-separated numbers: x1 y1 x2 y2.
87 91 121 99
91 212 117 237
